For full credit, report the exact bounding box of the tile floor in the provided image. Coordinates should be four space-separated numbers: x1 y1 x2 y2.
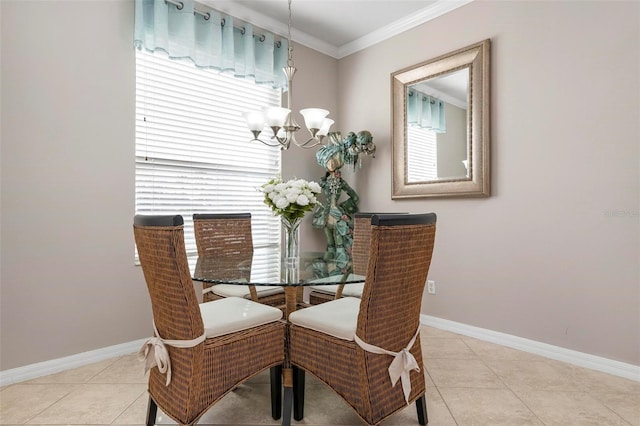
1 326 638 425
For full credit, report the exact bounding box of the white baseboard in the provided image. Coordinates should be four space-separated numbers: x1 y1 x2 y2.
3 318 638 386
421 315 640 382
0 338 146 387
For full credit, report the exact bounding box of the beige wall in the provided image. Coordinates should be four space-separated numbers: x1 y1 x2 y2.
1 0 638 371
0 0 336 370
1 0 149 370
338 1 639 365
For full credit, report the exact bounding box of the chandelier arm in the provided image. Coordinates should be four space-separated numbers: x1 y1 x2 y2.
280 130 296 148
251 137 290 149
294 136 324 149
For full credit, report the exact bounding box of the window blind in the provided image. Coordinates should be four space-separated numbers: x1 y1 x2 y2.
407 126 438 182
135 49 282 279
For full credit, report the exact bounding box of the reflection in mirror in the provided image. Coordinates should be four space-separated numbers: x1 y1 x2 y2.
392 39 490 198
406 68 469 183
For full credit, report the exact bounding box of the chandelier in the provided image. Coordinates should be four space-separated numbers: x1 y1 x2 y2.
244 0 333 150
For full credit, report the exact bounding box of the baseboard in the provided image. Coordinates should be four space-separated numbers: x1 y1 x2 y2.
3 318 638 386
421 315 640 382
0 338 146 387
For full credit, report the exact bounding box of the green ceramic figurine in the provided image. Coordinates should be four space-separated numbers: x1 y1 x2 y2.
312 131 375 268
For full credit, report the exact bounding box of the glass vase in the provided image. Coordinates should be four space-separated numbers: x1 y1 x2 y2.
282 216 302 265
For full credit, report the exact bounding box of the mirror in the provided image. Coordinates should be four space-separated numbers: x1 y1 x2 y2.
391 39 490 198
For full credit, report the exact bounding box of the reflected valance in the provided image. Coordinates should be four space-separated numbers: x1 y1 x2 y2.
407 90 446 133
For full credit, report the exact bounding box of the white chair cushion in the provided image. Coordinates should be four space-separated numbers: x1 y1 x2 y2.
289 297 361 341
308 273 365 298
309 283 364 298
211 284 284 298
341 283 364 297
199 297 283 338
254 286 285 297
309 284 340 295
308 273 365 284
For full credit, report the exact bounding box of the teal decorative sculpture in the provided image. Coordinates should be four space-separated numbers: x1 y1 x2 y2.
312 131 375 268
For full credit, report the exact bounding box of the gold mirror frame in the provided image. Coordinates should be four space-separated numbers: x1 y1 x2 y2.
391 39 491 198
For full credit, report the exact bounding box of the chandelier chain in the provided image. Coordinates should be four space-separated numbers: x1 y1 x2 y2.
287 0 294 67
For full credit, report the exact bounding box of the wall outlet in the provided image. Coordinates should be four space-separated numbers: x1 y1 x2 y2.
427 280 436 294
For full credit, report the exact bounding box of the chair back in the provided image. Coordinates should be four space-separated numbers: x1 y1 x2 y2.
351 212 407 275
351 213 373 275
356 213 436 349
133 214 204 341
193 213 253 257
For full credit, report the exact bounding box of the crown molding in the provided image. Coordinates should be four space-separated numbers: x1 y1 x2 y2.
202 0 473 60
337 0 474 59
200 1 282 35
201 0 340 57
290 28 340 60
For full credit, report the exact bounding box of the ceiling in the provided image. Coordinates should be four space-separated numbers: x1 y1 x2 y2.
202 0 473 59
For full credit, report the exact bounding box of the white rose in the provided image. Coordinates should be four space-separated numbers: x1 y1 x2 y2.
308 181 321 193
262 184 275 193
274 183 287 192
290 179 305 188
286 191 299 203
283 186 298 199
296 194 309 206
275 196 290 209
268 191 278 200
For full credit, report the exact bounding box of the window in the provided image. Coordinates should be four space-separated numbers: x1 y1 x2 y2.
135 49 282 275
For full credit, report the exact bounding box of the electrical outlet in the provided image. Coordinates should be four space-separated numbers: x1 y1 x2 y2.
427 280 436 294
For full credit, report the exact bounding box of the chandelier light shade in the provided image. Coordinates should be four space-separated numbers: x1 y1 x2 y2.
244 0 334 150
300 109 329 134
316 118 334 137
266 108 291 127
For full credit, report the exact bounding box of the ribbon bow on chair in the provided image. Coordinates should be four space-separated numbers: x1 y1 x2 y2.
138 322 206 386
354 327 421 404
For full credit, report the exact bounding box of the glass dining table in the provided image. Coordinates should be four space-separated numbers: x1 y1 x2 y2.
190 249 365 426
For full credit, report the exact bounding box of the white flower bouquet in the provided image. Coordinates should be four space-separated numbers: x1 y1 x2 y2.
260 177 322 222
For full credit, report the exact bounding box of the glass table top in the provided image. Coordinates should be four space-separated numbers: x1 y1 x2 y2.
191 249 365 287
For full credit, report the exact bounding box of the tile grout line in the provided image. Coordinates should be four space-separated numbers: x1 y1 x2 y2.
17 384 78 426
109 386 148 425
463 337 548 426
420 331 460 425
431 381 460 426
464 338 637 426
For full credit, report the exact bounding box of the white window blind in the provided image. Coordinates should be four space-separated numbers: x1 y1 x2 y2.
135 49 282 278
407 126 438 182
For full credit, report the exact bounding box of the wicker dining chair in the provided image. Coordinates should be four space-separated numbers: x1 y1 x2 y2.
308 212 406 305
289 213 437 425
193 213 285 307
134 214 285 426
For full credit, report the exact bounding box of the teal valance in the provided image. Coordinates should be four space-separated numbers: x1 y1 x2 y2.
134 0 288 89
407 90 446 133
